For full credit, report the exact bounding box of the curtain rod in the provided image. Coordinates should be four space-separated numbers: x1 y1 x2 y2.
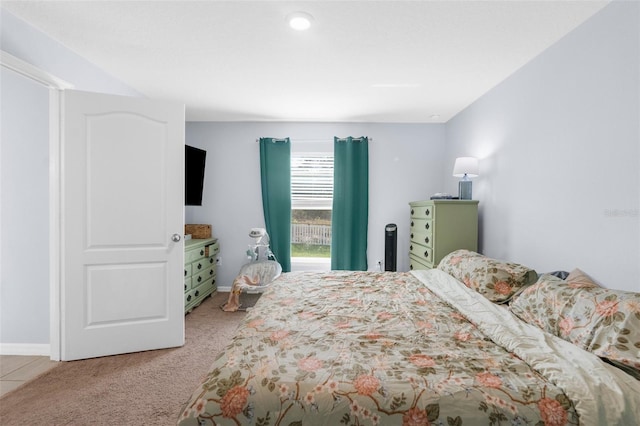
255 137 372 142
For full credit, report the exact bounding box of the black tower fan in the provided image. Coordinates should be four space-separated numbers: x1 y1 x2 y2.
385 224 397 271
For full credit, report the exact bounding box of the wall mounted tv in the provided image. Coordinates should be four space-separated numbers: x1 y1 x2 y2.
185 145 207 206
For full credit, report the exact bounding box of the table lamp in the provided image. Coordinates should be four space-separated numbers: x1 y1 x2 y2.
453 157 479 200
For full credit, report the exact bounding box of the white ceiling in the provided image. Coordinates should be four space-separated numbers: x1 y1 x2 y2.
2 1 610 123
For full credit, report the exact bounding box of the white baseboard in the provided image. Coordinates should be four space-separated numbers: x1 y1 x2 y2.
218 286 231 293
0 343 50 356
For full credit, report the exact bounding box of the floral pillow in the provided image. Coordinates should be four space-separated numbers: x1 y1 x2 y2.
509 270 640 375
437 249 538 303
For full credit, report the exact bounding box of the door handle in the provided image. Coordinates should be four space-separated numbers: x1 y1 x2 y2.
172 233 181 242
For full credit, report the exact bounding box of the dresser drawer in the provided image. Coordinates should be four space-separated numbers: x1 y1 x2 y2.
192 265 215 286
185 276 215 310
410 205 434 220
190 280 207 300
189 276 215 303
184 264 192 278
185 289 195 305
185 246 206 264
184 276 192 292
206 241 220 258
410 242 433 265
194 276 216 295
410 219 433 246
410 218 432 233
411 231 433 248
192 256 214 274
410 253 432 270
205 275 216 293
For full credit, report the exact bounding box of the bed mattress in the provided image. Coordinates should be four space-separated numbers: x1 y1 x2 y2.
178 270 639 425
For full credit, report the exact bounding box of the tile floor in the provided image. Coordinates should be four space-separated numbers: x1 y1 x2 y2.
0 355 58 397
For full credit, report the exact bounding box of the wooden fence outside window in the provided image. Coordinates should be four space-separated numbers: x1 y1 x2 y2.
291 223 331 246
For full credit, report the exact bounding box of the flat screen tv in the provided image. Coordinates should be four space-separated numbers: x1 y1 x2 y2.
185 145 206 206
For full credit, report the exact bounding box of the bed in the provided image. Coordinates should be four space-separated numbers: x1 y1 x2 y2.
178 250 640 425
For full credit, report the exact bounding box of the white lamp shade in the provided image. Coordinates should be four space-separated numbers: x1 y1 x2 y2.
453 157 479 177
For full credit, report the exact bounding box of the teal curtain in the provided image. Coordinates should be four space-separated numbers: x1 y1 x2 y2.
331 136 369 270
259 137 291 272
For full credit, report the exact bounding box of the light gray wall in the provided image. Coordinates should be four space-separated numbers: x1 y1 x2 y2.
0 68 50 344
0 9 143 349
1 10 143 97
185 122 446 288
444 1 639 291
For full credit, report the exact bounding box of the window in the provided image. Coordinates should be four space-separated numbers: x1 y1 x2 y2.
290 152 333 267
291 152 333 210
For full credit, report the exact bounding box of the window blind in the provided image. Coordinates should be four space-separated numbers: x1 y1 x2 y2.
291 152 333 209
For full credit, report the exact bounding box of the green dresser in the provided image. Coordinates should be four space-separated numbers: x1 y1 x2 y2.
409 200 478 270
184 238 219 313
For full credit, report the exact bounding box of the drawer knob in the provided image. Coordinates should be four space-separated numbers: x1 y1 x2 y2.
425 209 430 216
411 221 414 227
410 244 413 251
200 249 204 256
425 223 430 230
197 276 202 283
197 263 202 269
195 290 200 297
187 295 192 302
410 233 414 239
424 237 429 244
209 270 214 276
411 209 414 215
424 250 429 258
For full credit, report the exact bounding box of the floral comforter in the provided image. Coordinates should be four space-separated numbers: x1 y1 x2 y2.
178 270 639 426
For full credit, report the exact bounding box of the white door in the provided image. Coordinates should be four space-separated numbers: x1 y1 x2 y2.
60 90 185 360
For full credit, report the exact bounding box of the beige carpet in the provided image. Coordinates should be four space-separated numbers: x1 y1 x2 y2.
0 292 245 425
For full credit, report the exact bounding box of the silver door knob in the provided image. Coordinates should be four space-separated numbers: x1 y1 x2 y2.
171 233 181 242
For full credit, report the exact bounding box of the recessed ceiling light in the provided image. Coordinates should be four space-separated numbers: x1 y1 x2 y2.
287 12 313 31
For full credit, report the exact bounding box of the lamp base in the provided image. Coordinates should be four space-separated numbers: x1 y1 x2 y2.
458 180 472 200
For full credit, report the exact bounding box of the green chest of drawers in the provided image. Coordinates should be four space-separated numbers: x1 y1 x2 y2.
184 238 219 313
409 200 478 270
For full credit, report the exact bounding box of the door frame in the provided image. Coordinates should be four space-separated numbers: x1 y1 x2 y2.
2 51 185 361
1 50 72 360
